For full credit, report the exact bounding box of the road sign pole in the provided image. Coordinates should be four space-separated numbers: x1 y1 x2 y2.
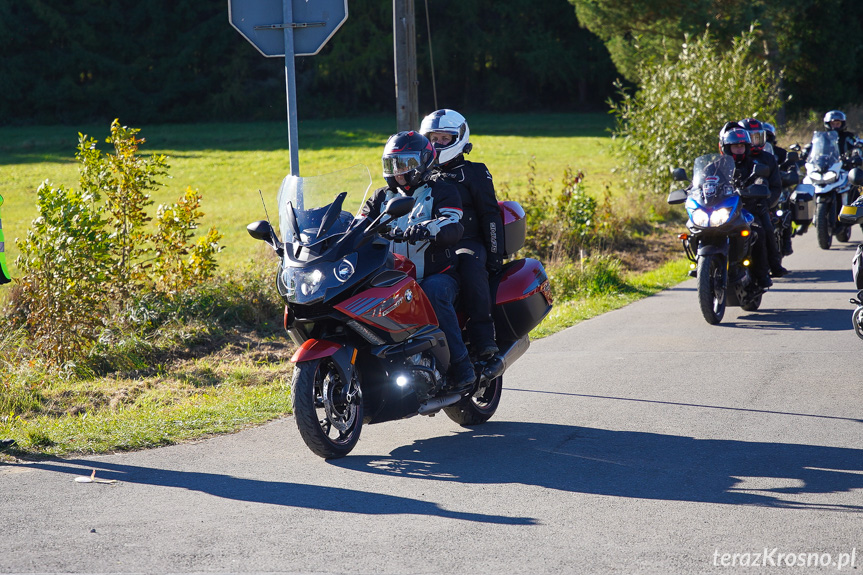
283 0 300 177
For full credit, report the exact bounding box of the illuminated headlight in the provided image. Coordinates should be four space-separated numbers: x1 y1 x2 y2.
296 268 324 296
823 171 838 183
709 207 732 227
396 375 409 387
691 209 710 227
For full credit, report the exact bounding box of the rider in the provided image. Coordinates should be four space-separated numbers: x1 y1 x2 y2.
763 122 795 256
823 110 862 157
719 125 773 289
360 131 476 393
420 109 504 361
737 118 788 278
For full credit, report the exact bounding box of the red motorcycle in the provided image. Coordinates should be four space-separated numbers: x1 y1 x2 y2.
247 166 552 458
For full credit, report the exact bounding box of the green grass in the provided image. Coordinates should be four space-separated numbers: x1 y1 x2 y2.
0 113 616 278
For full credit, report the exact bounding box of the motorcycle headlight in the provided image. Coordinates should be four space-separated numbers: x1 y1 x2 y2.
691 208 710 228
283 267 325 298
709 207 732 227
823 170 838 183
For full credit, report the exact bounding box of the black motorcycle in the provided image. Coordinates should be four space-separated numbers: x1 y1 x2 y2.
668 154 771 325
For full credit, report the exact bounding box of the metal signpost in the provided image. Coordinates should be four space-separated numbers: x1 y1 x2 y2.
228 0 348 176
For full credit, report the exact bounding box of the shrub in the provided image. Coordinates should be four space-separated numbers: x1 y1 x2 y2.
610 27 786 196
10 120 222 364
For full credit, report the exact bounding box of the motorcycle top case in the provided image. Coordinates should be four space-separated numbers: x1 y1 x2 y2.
499 201 526 257
491 257 553 342
791 183 815 224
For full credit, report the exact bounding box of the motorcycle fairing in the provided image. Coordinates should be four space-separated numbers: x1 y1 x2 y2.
291 339 344 363
335 276 438 340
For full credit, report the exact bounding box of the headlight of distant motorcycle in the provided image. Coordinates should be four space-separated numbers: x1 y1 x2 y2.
822 170 838 183
709 207 732 227
691 208 710 227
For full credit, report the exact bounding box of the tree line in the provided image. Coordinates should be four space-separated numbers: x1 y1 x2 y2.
0 0 861 127
0 0 616 126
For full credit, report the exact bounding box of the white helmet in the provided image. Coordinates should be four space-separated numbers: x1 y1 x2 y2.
420 109 472 166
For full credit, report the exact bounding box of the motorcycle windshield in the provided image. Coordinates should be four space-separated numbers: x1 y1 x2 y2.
277 165 373 245
809 131 840 163
690 154 736 206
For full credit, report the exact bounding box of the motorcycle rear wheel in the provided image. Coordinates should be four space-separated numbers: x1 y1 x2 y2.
697 255 726 325
444 375 502 426
740 292 763 312
837 225 852 243
292 358 363 459
816 202 834 249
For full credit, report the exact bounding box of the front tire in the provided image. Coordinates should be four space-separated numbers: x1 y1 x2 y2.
697 255 726 325
292 358 363 459
444 375 502 426
816 202 834 249
853 307 863 340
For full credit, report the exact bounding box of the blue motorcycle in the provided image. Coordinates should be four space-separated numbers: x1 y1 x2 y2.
668 154 771 325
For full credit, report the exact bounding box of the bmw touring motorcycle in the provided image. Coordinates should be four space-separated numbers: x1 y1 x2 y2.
247 166 552 458
668 154 771 325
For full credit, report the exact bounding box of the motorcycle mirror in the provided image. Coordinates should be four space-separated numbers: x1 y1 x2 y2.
247 220 274 241
667 189 687 205
670 167 688 182
753 163 770 178
743 183 770 199
849 167 863 187
384 196 415 218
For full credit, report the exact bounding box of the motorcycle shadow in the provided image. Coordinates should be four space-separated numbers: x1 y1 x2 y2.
725 307 849 331
334 420 863 512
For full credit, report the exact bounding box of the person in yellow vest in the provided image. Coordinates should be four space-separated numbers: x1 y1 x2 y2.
0 193 11 284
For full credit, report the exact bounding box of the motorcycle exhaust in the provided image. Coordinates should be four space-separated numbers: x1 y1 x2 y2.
482 335 530 380
417 393 462 415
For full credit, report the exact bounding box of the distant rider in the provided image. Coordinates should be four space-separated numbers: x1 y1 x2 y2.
420 109 504 361
737 118 788 278
360 131 477 393
718 126 773 289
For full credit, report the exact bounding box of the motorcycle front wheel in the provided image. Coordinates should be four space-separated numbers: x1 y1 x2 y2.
292 358 363 459
816 202 834 249
697 254 726 325
444 375 502 426
853 307 863 340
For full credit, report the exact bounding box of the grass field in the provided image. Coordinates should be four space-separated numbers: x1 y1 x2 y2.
0 113 618 278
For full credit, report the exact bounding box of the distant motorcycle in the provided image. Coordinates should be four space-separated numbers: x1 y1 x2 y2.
247 165 553 458
799 131 858 249
668 154 771 325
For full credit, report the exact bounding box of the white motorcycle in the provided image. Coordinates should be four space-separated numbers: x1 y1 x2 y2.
798 131 860 249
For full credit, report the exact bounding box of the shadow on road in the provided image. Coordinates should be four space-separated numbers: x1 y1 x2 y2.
724 308 850 331
332 421 863 512
11 457 536 525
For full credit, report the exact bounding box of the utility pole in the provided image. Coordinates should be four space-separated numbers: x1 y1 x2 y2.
393 0 418 132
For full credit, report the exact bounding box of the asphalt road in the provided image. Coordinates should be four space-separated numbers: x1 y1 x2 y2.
3 229 863 574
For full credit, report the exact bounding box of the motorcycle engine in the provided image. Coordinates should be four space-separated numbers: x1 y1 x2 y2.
405 352 440 399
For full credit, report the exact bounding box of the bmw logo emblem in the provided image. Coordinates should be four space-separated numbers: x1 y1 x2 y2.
405 289 413 302
335 260 354 282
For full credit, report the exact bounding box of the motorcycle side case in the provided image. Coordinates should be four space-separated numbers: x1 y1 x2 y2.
499 201 526 257
491 258 553 343
791 184 815 224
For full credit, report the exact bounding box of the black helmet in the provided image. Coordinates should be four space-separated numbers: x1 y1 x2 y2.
381 131 437 195
824 110 846 131
738 118 767 152
719 127 752 162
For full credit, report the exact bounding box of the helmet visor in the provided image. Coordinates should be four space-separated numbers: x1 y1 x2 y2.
749 130 766 148
382 152 422 177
